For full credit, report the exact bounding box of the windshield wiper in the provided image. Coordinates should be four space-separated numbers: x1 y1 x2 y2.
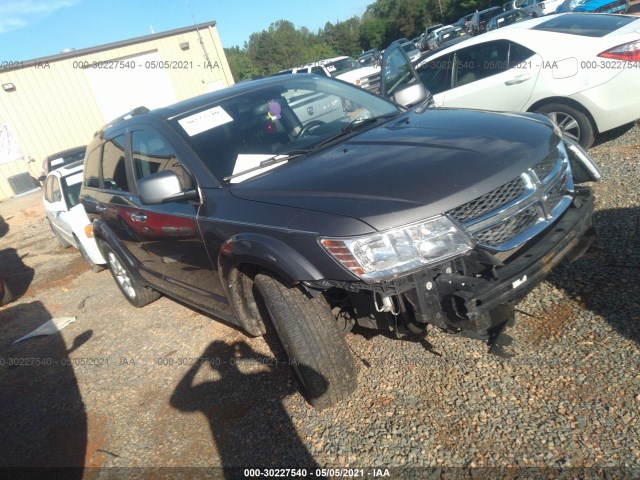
223 152 309 182
311 114 400 150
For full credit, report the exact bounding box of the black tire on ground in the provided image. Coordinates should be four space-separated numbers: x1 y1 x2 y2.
101 242 160 307
75 235 105 273
49 221 71 248
254 272 357 410
535 102 595 149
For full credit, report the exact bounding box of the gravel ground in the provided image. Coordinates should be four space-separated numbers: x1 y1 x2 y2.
0 124 638 478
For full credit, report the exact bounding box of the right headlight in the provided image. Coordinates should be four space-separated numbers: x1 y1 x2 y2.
320 215 475 282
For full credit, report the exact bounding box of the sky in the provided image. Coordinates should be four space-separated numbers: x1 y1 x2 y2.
0 0 371 61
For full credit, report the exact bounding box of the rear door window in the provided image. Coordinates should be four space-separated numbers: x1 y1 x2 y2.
453 40 532 87
101 135 128 192
417 53 453 95
51 177 62 203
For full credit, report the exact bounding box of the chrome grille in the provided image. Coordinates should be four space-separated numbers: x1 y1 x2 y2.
448 176 526 224
446 147 573 251
531 150 557 182
474 206 540 246
546 175 569 213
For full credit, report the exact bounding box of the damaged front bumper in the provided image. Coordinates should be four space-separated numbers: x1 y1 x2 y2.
308 187 596 338
407 187 596 335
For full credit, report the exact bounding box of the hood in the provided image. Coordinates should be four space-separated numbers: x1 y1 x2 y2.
336 65 381 83
230 108 560 232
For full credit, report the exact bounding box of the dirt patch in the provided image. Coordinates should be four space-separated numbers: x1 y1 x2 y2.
521 302 575 345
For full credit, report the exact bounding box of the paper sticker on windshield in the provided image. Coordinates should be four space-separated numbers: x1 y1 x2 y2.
50 158 64 166
178 106 233 137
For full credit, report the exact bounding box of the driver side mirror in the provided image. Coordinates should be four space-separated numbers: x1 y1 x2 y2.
138 171 198 205
380 41 432 108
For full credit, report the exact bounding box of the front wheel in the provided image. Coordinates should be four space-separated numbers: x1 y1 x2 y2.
535 102 595 148
254 273 357 410
101 242 160 307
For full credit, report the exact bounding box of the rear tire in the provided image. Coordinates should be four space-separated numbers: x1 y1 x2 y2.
535 102 595 149
101 242 160 307
254 273 357 410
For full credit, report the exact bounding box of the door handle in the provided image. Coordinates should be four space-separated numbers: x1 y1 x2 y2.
130 212 147 223
95 204 107 213
505 74 531 86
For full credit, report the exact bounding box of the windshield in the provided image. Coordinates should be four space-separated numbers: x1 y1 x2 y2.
47 148 86 172
171 76 400 183
532 13 636 36
62 171 83 207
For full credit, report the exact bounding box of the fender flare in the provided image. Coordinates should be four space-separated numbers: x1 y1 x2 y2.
217 233 326 337
218 233 325 286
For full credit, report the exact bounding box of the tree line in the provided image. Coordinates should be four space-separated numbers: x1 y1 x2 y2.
224 0 500 81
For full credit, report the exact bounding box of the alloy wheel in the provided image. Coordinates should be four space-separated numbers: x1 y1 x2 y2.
107 252 136 299
546 111 581 143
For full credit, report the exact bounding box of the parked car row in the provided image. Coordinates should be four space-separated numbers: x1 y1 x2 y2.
412 13 640 148
275 55 380 92
421 0 631 53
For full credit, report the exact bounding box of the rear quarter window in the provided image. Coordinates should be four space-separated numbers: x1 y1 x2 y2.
532 13 636 37
83 145 101 189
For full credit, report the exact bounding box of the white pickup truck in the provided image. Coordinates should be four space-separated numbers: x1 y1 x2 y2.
276 56 380 92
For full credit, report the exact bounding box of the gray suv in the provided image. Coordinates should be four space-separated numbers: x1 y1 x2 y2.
80 46 600 409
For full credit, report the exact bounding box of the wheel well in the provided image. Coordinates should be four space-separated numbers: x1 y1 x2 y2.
227 263 325 336
226 264 267 337
527 97 599 135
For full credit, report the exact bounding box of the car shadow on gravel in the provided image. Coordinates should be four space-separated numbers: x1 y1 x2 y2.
0 215 8 238
0 300 91 474
0 247 35 305
170 340 320 473
592 122 637 148
546 206 640 345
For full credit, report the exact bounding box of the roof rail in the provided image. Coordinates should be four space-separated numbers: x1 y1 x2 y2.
95 106 150 135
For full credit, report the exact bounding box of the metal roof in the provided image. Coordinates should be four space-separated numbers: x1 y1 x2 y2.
0 20 217 73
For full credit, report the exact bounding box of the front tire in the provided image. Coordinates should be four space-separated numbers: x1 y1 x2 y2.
535 102 595 148
254 273 357 410
101 242 160 307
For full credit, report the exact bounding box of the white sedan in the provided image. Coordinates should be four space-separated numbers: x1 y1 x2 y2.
43 161 106 271
414 13 640 147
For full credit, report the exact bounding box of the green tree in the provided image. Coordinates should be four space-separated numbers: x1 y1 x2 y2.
246 20 309 75
224 46 259 82
322 17 363 57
